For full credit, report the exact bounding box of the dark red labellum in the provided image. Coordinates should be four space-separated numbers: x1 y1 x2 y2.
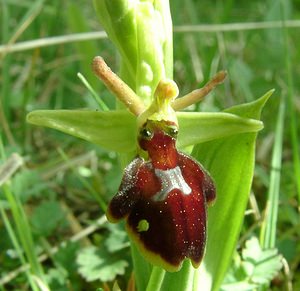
107 120 216 271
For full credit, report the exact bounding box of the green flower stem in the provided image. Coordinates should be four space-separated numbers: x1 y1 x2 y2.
145 266 166 291
162 260 195 291
130 243 152 291
93 0 172 104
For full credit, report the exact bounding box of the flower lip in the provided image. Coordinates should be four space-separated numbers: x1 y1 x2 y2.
138 120 179 170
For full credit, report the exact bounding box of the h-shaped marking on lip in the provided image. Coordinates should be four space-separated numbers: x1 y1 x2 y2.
152 166 192 201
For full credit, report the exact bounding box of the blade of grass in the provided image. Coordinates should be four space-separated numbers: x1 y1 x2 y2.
1 185 48 284
67 3 100 90
0 207 39 291
173 20 300 33
0 153 23 186
259 95 285 248
0 215 107 286
0 138 48 289
3 21 300 55
1 0 45 58
77 72 109 111
258 96 285 291
280 0 300 205
0 31 107 55
0 0 16 145
182 0 204 84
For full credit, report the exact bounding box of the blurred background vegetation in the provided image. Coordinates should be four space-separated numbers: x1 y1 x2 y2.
0 0 299 290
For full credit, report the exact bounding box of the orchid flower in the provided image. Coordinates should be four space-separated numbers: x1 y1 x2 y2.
27 1 272 290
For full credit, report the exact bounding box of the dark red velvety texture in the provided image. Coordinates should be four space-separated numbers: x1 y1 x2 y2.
107 121 216 270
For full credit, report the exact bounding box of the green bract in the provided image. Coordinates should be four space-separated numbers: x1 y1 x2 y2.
93 0 172 103
193 90 271 291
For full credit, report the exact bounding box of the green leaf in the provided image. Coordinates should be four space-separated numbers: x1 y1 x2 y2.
192 90 272 291
30 200 65 236
221 281 258 291
221 237 282 290
45 268 68 288
76 246 128 282
242 237 282 285
54 241 80 274
105 223 129 253
11 170 49 202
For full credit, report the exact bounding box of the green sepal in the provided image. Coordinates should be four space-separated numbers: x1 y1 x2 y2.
191 90 272 291
27 108 264 155
26 110 137 153
176 112 263 149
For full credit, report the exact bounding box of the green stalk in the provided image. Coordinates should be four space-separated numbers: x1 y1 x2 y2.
130 243 152 291
162 260 195 291
145 266 166 291
259 96 285 248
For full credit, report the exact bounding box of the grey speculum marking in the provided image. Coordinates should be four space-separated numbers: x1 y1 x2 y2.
152 166 192 201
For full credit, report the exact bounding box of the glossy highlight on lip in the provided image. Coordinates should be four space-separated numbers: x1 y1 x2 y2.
106 120 216 272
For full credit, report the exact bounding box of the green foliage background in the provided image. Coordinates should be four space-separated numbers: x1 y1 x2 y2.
0 0 299 290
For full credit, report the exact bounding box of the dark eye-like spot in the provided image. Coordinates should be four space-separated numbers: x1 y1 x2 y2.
168 127 178 137
140 128 153 139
